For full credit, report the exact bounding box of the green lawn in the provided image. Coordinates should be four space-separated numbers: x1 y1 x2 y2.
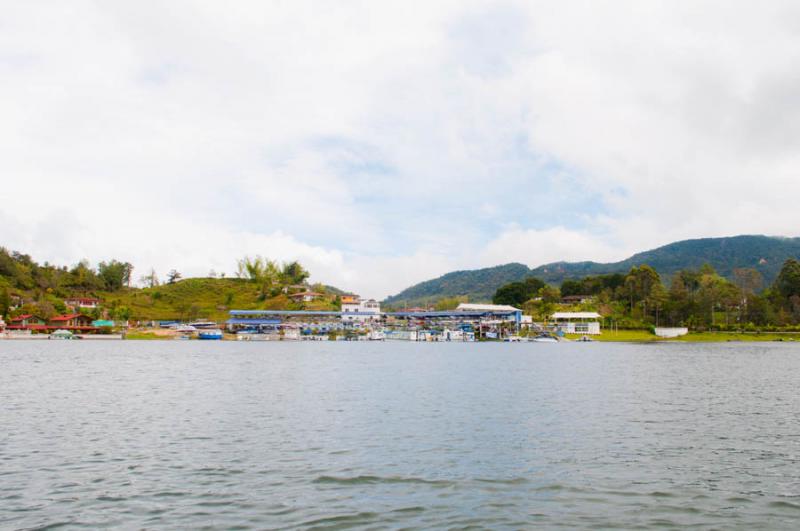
567 330 800 342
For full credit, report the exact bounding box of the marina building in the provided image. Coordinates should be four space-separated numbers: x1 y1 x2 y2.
551 312 602 335
341 295 381 322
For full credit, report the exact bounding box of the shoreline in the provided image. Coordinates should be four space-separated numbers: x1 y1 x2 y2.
3 329 791 343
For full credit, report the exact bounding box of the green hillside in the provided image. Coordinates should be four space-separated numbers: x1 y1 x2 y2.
384 235 800 306
0 248 342 322
383 263 531 309
101 278 339 322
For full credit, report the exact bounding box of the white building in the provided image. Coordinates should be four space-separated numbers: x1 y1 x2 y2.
341 295 381 323
552 312 602 335
65 297 101 309
654 327 689 338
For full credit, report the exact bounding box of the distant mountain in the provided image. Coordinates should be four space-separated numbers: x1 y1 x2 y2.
383 235 800 306
383 263 531 308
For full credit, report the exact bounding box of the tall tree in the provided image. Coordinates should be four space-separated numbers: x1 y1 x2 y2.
774 259 800 300
167 270 182 284
97 260 133 291
237 256 282 298
0 287 10 317
493 277 545 306
140 269 160 288
282 261 310 285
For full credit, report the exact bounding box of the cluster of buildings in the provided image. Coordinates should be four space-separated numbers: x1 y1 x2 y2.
226 295 602 341
4 313 113 333
2 296 116 337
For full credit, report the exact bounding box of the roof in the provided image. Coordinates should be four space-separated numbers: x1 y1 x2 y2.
66 297 100 302
456 303 521 312
287 291 324 298
226 318 282 325
389 310 519 318
10 314 33 321
552 312 602 319
229 310 379 317
50 314 83 321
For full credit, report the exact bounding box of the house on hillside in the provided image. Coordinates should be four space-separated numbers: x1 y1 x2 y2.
65 297 101 310
282 284 309 294
8 293 23 311
561 295 594 305
48 313 95 330
287 291 324 303
340 295 359 305
7 314 47 330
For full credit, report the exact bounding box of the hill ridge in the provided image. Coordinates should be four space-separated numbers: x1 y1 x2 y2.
383 235 800 306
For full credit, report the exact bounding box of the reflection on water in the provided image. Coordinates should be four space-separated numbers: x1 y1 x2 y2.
2 341 800 529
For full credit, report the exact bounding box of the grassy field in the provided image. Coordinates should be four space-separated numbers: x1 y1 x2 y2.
566 330 800 343
99 277 339 322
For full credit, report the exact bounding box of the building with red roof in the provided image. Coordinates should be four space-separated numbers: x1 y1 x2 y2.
7 314 47 330
47 314 96 330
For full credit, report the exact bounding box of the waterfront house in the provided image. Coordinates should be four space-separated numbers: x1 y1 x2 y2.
551 311 602 335
341 296 381 322
48 313 95 330
64 297 101 310
7 314 48 330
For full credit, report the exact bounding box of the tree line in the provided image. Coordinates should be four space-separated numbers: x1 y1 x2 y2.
0 248 134 293
493 259 800 330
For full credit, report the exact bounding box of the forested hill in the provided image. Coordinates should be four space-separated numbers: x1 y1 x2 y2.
383 263 531 308
383 235 800 306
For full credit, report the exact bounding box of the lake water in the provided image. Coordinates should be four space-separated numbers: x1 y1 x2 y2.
2 341 800 529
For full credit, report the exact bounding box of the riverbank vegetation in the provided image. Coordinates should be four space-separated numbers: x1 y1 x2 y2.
494 258 800 332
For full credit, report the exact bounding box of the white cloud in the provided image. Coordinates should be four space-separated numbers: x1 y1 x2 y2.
480 226 630 268
2 1 800 299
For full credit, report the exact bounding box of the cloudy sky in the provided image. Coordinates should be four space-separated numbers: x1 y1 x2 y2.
3 1 800 298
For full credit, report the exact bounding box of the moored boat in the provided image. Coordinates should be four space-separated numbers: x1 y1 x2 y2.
530 333 559 343
198 329 223 340
50 329 74 340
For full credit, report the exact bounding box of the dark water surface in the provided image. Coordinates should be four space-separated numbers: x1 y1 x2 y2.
2 341 800 529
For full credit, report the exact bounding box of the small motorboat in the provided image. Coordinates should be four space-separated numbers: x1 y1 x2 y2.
530 333 559 343
198 329 224 340
50 329 74 340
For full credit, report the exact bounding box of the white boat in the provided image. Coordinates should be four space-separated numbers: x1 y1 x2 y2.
530 333 559 343
368 330 385 341
189 320 218 329
175 324 197 333
50 329 74 340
